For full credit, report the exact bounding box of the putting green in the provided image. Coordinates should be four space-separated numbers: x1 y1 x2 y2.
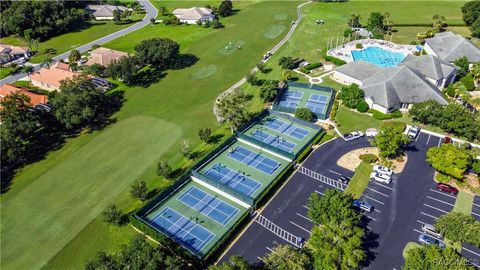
263 25 287 39
0 116 182 269
273 13 288 21
218 40 246 55
189 64 218 80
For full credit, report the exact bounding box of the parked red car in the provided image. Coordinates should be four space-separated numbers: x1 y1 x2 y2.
436 183 458 195
443 137 452 144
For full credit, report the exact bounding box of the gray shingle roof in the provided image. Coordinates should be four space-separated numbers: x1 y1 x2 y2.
362 66 448 109
425 32 480 62
400 54 457 81
86 5 129 17
334 60 380 81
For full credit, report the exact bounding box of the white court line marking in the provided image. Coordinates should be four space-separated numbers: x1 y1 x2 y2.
421 212 438 220
426 134 431 145
367 187 390 197
315 190 324 195
372 181 393 191
424 204 449 214
297 213 312 222
363 195 385 205
290 221 311 234
427 196 455 207
429 189 456 199
463 247 480 257
329 170 342 176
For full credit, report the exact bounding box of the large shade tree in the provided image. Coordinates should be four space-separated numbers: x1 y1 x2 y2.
426 144 472 179
371 124 410 158
216 88 251 133
404 245 474 270
262 245 313 270
134 38 180 70
307 189 360 226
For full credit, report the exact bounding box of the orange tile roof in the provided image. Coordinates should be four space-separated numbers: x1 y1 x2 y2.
0 84 48 106
29 65 80 89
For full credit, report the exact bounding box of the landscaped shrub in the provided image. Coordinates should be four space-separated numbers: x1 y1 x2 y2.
324 55 346 66
472 160 480 174
461 74 476 91
356 100 369 112
435 172 451 183
370 109 402 120
329 99 339 120
305 62 323 70
445 84 456 97
355 43 363 49
295 108 314 122
359 154 378 164
299 67 310 74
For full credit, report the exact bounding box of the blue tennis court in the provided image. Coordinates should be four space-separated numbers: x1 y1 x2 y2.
265 118 310 140
278 90 303 109
178 187 239 226
150 207 215 252
309 94 328 103
204 163 261 196
228 146 281 175
306 101 326 114
251 130 296 152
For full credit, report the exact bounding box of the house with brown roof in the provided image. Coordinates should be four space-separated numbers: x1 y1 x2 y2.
29 62 81 91
0 84 48 107
86 47 128 67
0 43 31 65
172 7 214 24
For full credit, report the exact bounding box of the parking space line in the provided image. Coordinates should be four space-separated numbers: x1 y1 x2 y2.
426 196 454 207
426 134 431 145
463 247 480 257
364 215 376 221
424 204 449 214
315 190 324 195
416 220 425 225
437 138 442 147
367 225 372 230
372 181 393 191
363 195 385 205
374 209 381 213
413 229 442 241
290 221 311 234
429 189 456 199
329 170 341 176
472 212 480 218
303 205 310 210
473 203 480 208
257 256 264 262
420 212 438 219
296 213 312 222
266 246 274 252
367 187 390 197
415 134 420 141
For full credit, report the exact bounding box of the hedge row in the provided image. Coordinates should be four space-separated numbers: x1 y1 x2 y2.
369 109 402 120
324 55 347 66
330 99 339 120
304 62 323 70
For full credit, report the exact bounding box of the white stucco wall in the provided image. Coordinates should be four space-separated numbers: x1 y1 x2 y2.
331 71 363 86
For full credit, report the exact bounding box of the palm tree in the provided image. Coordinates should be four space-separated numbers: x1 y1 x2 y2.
471 63 480 86
21 65 34 75
42 57 54 68
432 14 446 32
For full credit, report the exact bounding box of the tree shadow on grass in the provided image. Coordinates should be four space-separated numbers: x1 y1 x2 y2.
209 134 225 144
173 53 199 70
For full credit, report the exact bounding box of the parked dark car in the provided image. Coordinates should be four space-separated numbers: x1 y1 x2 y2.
436 183 458 195
338 175 350 184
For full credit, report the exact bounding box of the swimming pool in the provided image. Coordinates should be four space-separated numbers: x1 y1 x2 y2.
351 46 406 67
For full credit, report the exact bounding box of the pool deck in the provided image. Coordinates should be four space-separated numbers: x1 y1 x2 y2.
327 39 418 63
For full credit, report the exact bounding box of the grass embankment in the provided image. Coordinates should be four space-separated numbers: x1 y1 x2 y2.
345 162 373 199
402 242 422 259
1 1 298 269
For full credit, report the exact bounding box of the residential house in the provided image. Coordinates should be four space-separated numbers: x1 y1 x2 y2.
172 7 214 24
0 84 48 107
86 47 128 67
0 43 31 65
29 62 81 91
85 4 131 20
424 32 480 63
332 54 456 113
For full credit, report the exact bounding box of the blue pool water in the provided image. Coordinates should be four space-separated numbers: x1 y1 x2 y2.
351 46 405 67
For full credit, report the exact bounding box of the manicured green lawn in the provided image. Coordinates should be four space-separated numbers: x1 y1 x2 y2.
1 18 142 64
2 2 298 269
453 190 474 214
345 162 373 199
0 66 17 79
335 107 381 134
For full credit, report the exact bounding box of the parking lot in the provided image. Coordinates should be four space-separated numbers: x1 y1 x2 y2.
218 132 480 268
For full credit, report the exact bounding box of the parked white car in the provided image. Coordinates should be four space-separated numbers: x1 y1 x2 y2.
370 172 391 184
421 223 442 238
343 131 364 141
366 128 378 137
373 165 393 176
407 126 420 139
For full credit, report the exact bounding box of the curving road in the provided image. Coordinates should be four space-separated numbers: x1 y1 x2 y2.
0 0 157 86
213 1 312 121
